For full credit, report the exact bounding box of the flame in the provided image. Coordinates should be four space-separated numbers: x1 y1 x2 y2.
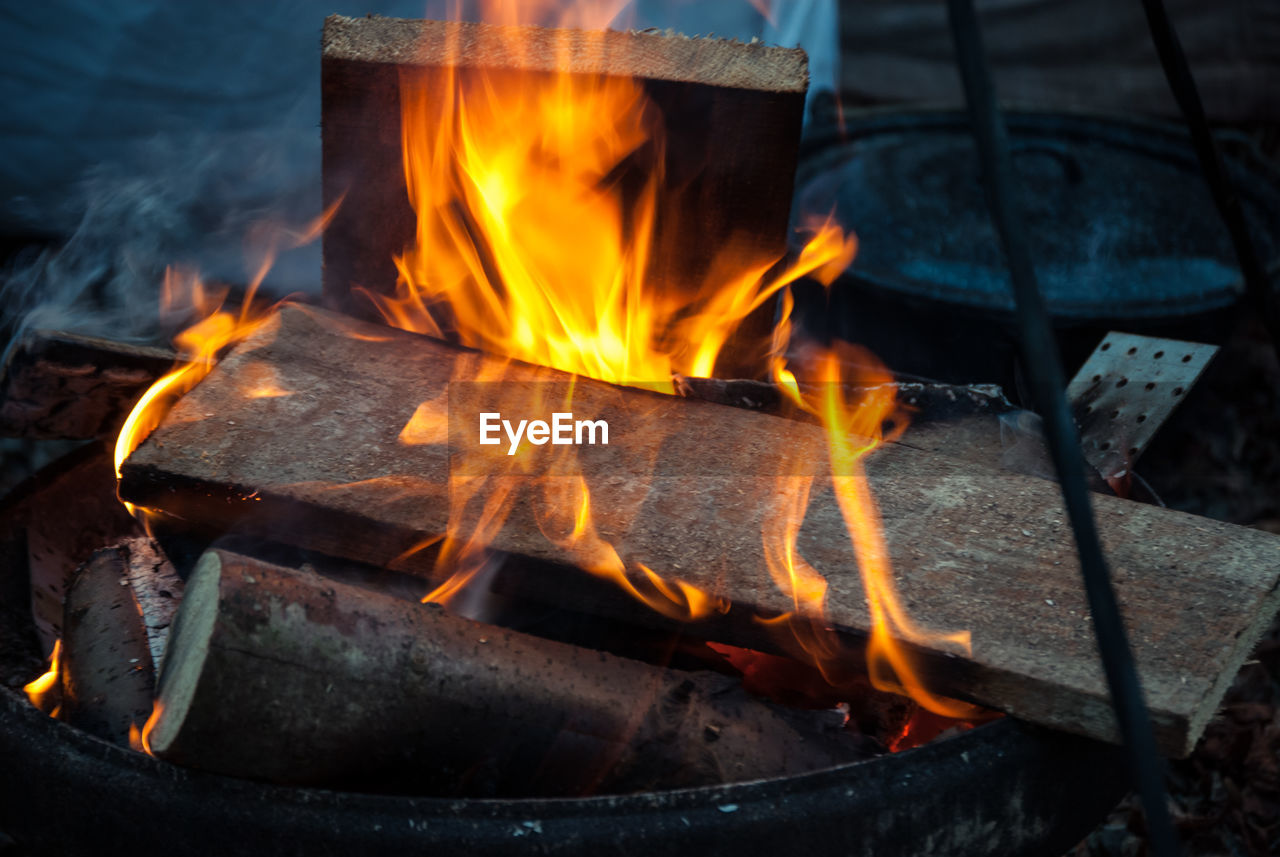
368 5 856 628
23 639 62 715
770 335 981 718
134 700 162 756
101 2 976 748
541 471 729 621
98 206 341 749
114 202 340 514
363 4 971 720
364 9 855 390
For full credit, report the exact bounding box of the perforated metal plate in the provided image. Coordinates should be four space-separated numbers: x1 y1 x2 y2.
1066 332 1218 483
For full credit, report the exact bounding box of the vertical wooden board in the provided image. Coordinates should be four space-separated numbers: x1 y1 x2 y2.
320 15 808 376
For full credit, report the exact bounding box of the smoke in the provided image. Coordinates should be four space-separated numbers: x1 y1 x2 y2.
0 124 322 360
0 0 839 362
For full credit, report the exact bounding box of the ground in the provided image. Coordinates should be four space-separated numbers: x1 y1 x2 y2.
1071 315 1280 857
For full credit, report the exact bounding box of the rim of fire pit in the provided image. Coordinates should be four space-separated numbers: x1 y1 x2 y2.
0 446 1129 857
0 682 1126 857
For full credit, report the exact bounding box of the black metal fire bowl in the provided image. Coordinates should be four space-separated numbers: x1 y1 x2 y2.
0 446 1127 856
0 683 1126 857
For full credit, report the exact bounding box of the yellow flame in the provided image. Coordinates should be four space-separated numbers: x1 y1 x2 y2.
103 2 973 736
114 201 341 510
133 700 163 756
770 338 980 718
370 6 856 627
364 11 855 390
103 204 341 750
541 470 729 622
23 640 62 714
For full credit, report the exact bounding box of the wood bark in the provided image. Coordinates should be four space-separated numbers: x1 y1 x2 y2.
147 548 865 794
22 443 143 652
0 330 173 439
59 537 182 744
320 15 808 377
119 305 1280 756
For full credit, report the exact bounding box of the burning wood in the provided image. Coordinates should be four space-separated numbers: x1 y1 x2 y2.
118 305 1280 757
321 14 810 378
144 548 866 794
58 538 181 744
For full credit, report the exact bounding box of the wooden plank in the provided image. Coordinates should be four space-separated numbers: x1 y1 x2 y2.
119 305 1280 756
321 15 807 376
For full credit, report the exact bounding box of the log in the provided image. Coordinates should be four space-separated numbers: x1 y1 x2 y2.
147 548 865 794
119 305 1280 756
0 329 174 439
321 15 808 377
21 442 143 652
59 538 182 744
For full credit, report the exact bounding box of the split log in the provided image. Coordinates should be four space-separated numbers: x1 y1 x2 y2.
119 305 1280 756
321 15 808 376
147 549 865 794
59 538 182 744
0 330 173 439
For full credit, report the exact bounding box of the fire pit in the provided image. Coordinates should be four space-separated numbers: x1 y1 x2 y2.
3 5 1280 856
0 447 1126 857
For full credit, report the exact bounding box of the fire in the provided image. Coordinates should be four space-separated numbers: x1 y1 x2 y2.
540 471 730 621
113 204 340 516
364 2 857 629
362 9 855 389
23 639 62 716
360 2 970 720
133 701 162 756
770 334 981 718
95 2 978 745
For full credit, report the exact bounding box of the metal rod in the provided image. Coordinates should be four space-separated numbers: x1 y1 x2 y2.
944 2 1179 855
1139 0 1280 367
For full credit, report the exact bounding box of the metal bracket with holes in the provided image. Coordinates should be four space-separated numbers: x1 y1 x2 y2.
1066 332 1218 487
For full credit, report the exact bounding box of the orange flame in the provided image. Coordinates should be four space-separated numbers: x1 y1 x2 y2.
103 2 976 743
770 333 981 718
367 6 856 627
133 700 163 756
364 10 855 390
113 202 340 514
361 5 973 721
23 639 62 715
99 207 341 748
541 470 729 622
